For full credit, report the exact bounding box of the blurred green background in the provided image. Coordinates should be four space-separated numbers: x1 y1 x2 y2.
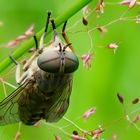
0 0 140 139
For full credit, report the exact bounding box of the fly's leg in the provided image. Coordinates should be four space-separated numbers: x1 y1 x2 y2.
51 19 75 53
23 11 51 70
39 11 51 49
9 55 28 84
50 19 61 47
0 77 17 98
23 35 39 71
0 78 8 97
61 21 75 53
14 122 22 140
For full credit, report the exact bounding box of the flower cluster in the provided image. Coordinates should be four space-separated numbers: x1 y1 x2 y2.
7 24 34 47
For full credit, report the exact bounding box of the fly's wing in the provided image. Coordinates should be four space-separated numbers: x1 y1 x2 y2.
45 75 73 122
0 81 29 125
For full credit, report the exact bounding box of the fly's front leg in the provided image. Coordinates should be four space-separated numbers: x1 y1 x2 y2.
61 21 75 54
23 35 40 71
39 11 51 49
24 11 51 70
50 19 60 47
9 55 28 84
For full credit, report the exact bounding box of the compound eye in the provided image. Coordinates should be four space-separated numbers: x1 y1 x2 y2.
37 51 61 73
64 51 79 73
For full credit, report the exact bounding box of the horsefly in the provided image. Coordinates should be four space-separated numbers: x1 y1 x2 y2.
0 12 79 125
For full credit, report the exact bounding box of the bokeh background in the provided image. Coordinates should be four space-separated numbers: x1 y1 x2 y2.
0 0 140 139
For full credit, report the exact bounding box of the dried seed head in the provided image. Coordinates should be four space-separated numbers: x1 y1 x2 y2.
97 26 107 33
82 17 88 26
28 48 36 53
96 0 104 14
34 121 41 127
136 18 140 23
13 131 21 140
132 114 140 124
73 130 78 135
112 133 117 140
54 135 61 140
117 93 124 104
83 5 90 15
0 77 3 84
132 98 139 104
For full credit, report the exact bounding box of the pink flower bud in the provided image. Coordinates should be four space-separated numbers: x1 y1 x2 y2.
7 40 17 47
92 127 103 136
107 42 119 54
72 135 85 140
25 24 34 36
6 24 34 47
81 53 93 69
107 42 119 49
16 35 27 41
83 107 96 119
129 0 137 8
120 0 137 9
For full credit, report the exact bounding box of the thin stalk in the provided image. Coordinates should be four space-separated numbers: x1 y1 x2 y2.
0 0 93 74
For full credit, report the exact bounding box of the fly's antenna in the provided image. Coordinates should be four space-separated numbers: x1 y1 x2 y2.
63 43 72 51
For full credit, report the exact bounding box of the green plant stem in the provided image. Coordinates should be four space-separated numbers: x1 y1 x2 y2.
0 0 93 74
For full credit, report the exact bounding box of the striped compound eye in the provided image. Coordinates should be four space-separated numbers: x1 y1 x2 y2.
37 49 79 74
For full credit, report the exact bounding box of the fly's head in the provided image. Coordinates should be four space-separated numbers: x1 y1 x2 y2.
37 42 79 74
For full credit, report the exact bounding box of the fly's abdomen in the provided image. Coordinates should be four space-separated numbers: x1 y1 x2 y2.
18 82 46 125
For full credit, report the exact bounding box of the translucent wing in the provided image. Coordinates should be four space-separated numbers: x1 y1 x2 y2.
0 81 29 125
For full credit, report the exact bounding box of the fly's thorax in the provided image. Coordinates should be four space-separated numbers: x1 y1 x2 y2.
37 43 79 74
